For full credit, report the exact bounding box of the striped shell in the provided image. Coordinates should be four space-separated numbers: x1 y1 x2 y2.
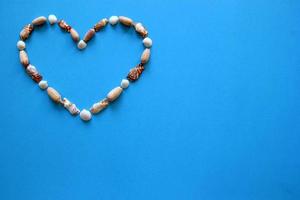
94 18 108 32
26 65 42 83
58 20 71 32
20 24 34 41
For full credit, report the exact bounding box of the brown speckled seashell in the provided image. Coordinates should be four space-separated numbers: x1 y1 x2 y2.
127 64 145 82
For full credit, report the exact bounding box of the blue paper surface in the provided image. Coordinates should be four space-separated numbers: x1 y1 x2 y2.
0 0 300 199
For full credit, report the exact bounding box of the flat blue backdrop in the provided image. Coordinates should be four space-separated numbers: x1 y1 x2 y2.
0 0 300 199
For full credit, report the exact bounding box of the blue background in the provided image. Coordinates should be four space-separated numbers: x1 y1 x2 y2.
0 0 300 199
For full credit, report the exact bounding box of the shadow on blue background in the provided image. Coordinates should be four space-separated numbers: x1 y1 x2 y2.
0 0 300 199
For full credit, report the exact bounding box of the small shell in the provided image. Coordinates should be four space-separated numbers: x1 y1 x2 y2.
47 87 61 103
17 40 26 50
77 40 87 50
62 98 80 115
26 64 42 83
80 109 92 121
32 16 47 26
141 48 151 64
90 99 109 114
58 20 71 32
135 23 148 38
70 28 80 42
109 16 119 25
48 14 57 25
38 80 48 89
107 87 123 102
94 18 108 32
19 50 29 67
83 29 95 42
119 16 133 26
120 79 129 89
20 24 34 41
127 64 145 82
143 37 152 48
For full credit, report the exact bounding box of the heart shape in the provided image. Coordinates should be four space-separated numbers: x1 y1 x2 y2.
17 15 152 121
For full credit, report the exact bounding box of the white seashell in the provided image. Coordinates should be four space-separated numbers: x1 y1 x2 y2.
120 79 129 89
17 40 26 50
109 16 119 25
77 40 87 50
48 14 57 25
80 109 92 121
38 80 48 90
107 87 123 102
143 37 152 48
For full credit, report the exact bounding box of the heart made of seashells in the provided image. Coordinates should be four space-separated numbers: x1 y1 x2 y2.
17 15 152 121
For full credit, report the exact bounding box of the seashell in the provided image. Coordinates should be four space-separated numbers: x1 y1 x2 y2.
83 29 95 42
127 64 145 82
47 87 62 103
62 98 80 115
26 64 42 83
20 24 34 41
70 28 80 42
141 48 150 64
107 87 123 102
119 16 133 26
58 20 71 32
77 40 87 50
120 79 129 89
19 50 29 67
17 40 26 50
109 16 119 25
143 37 152 48
32 16 47 26
48 14 57 25
38 80 48 90
93 18 108 32
135 23 148 38
90 99 109 114
80 109 92 121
